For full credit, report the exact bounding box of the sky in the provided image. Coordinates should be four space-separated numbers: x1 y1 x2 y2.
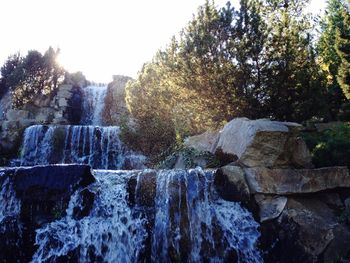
0 0 327 83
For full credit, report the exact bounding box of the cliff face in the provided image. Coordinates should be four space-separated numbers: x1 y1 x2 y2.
0 84 83 165
102 75 132 126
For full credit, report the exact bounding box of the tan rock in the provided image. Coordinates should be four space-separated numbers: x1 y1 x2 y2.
244 167 350 194
185 118 312 168
184 130 219 153
58 98 68 107
5 109 30 121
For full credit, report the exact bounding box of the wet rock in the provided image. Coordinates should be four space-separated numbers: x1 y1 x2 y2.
214 165 250 203
244 166 350 194
255 195 287 222
0 164 95 262
127 170 157 207
261 194 350 263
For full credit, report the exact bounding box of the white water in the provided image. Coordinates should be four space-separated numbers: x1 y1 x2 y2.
31 170 147 263
80 85 108 125
20 125 146 170
0 172 21 223
30 169 262 263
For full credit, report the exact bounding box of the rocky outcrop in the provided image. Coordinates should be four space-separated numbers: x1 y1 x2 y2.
185 118 313 169
102 75 132 125
0 84 84 165
214 164 350 262
244 166 350 194
0 164 95 262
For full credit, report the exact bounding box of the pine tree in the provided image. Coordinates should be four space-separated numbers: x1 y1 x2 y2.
336 0 350 100
263 0 324 122
318 0 348 120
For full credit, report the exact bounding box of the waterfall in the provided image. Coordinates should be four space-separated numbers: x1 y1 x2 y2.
31 169 262 263
20 125 145 170
0 171 21 223
80 85 108 125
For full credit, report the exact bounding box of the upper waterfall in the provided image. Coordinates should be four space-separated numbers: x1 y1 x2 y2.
19 125 146 170
80 85 108 126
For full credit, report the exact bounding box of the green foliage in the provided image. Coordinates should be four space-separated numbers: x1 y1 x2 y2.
125 0 329 159
303 124 350 168
0 47 65 108
336 1 350 100
318 0 348 120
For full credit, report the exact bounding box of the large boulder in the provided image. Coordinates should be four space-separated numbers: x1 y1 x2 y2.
0 164 95 262
214 165 251 203
215 118 311 168
184 118 313 168
244 166 350 194
184 131 219 153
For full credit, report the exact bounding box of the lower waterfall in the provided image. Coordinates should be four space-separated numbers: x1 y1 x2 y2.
20 125 145 170
30 168 262 263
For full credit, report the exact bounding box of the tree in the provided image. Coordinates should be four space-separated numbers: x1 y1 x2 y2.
318 0 348 120
231 0 268 118
0 53 23 98
4 47 66 108
336 0 350 100
262 0 325 122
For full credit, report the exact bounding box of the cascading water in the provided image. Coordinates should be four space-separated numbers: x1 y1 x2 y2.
30 168 262 263
80 85 108 125
20 125 145 169
0 171 21 223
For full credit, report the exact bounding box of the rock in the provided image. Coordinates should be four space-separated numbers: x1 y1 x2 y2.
0 164 95 262
5 109 30 121
127 170 157 207
214 165 250 203
281 197 338 260
244 166 350 194
102 75 132 125
33 94 51 107
216 118 311 168
185 118 312 168
58 98 68 107
184 131 219 153
254 195 287 222
323 225 350 262
57 89 72 99
345 198 350 218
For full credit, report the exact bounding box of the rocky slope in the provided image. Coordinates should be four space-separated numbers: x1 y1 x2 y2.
185 118 350 262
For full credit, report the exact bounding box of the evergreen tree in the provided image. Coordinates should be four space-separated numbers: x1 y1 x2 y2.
318 0 348 120
232 0 268 118
336 0 350 100
263 0 324 122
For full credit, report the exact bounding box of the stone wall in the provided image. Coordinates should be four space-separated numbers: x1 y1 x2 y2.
0 84 83 164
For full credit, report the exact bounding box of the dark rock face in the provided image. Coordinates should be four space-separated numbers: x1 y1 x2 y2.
259 192 350 263
0 164 95 262
66 86 83 124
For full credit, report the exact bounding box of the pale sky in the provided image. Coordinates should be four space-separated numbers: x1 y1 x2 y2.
0 0 326 83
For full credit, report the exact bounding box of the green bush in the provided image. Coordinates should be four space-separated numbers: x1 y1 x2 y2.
303 124 350 168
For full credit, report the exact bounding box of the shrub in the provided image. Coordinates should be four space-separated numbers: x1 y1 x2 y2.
303 124 350 168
